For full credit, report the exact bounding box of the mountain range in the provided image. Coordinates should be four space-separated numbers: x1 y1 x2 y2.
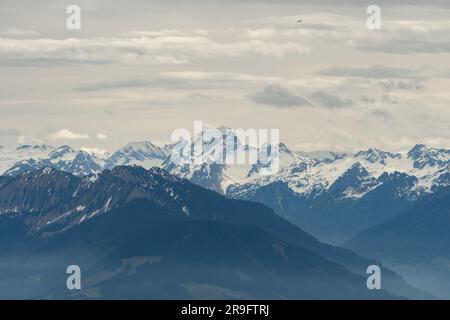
1 130 448 244
0 166 430 299
346 186 450 299
1 130 449 298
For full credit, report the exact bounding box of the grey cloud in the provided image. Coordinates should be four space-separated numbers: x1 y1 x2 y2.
370 109 392 120
76 79 152 92
250 86 353 109
317 65 420 79
310 91 353 109
353 40 450 55
75 77 216 92
250 85 311 108
397 81 425 90
379 80 425 92
360 96 376 104
382 94 399 105
0 58 113 67
360 94 400 106
76 72 282 92
359 93 399 106
76 77 200 92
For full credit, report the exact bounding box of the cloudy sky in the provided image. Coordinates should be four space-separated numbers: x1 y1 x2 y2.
1 0 450 154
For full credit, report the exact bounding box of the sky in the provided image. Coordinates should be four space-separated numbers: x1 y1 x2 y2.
1 0 450 154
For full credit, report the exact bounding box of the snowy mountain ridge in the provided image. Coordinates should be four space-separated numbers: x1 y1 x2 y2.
1 135 449 200
229 144 449 201
1 134 449 244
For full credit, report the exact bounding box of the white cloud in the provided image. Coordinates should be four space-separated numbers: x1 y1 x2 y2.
244 28 276 40
17 135 42 145
49 129 90 140
0 32 309 67
81 147 107 156
97 133 108 140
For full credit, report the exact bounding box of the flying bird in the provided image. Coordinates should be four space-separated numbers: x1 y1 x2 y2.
297 19 303 23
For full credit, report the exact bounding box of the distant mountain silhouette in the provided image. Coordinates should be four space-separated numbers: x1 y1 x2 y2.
346 187 450 298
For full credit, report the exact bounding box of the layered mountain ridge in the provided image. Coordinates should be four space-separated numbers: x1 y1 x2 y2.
345 186 450 298
0 165 430 299
1 130 449 244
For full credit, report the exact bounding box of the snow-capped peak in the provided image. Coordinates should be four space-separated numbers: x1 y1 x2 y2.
104 141 169 170
407 144 450 169
355 148 401 165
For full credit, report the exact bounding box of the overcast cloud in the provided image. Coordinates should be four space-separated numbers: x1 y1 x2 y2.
0 0 449 152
